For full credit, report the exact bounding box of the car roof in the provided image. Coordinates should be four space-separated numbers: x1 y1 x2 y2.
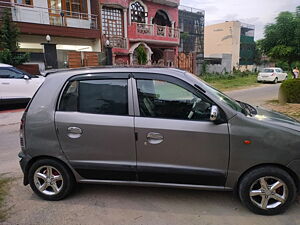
45 66 188 79
0 63 13 68
264 67 282 70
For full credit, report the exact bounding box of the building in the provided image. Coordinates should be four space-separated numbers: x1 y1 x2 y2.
0 0 101 70
204 21 255 72
100 0 180 66
178 6 204 56
178 5 204 74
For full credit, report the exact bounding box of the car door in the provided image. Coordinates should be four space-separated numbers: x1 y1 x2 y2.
0 68 34 99
274 69 281 81
133 73 230 187
55 74 137 181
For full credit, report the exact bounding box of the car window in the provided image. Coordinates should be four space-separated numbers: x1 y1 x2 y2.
0 68 24 79
59 79 128 116
263 69 274 73
275 69 281 73
136 79 212 121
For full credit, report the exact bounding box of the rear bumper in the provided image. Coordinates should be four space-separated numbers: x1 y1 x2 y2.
257 76 277 82
18 151 32 185
0 98 30 106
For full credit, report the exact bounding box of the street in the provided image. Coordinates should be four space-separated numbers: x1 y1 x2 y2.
225 83 281 106
1 84 300 225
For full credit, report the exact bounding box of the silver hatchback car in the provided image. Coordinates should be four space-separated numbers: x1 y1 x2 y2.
19 67 300 215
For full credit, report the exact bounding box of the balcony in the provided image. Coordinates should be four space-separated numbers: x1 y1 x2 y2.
129 22 180 46
107 37 128 49
0 1 99 31
147 0 179 7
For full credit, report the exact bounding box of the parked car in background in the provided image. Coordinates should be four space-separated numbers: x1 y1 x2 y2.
0 63 45 106
19 67 300 215
257 68 288 84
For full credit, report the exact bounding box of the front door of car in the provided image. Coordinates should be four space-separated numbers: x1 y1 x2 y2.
55 74 137 181
0 68 32 99
132 74 230 187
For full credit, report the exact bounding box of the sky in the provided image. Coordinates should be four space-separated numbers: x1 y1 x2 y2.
180 0 299 40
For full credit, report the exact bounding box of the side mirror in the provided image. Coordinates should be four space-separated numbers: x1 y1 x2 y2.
210 105 219 122
23 75 30 80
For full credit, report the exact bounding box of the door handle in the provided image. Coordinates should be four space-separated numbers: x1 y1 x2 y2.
1 82 10 85
147 132 164 145
67 127 82 139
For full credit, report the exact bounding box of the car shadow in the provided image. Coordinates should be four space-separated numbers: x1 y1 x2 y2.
30 183 299 217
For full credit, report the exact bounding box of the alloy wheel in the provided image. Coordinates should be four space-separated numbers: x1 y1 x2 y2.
249 176 288 210
33 166 64 196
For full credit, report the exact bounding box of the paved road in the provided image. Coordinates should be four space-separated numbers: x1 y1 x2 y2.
226 83 281 106
1 84 300 225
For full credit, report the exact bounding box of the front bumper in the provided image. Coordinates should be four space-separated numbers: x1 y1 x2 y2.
18 151 32 185
287 160 300 189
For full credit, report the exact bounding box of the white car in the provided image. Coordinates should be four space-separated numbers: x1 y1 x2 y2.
0 63 45 105
257 67 288 84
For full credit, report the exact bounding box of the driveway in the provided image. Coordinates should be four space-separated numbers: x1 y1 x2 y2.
1 84 300 225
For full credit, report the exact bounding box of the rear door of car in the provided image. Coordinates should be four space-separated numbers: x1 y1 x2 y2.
132 73 230 187
55 73 137 181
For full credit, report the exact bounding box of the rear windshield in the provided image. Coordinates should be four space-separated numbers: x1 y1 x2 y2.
263 69 274 73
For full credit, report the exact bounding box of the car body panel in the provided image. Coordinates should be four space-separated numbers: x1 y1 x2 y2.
20 67 300 191
0 64 44 103
135 117 229 186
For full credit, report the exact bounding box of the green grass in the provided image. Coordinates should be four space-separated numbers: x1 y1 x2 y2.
203 74 259 91
0 177 10 222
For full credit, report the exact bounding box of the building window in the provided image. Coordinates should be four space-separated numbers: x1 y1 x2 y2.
131 1 147 23
102 7 124 37
65 0 88 17
15 0 33 5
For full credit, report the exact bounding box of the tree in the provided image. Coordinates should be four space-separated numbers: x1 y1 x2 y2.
136 45 147 65
0 9 29 65
253 41 262 65
259 6 300 70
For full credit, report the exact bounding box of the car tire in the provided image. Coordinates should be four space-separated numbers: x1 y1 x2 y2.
28 158 75 201
273 78 278 84
238 166 296 215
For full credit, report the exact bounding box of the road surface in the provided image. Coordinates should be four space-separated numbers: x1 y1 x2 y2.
1 84 300 225
225 83 281 106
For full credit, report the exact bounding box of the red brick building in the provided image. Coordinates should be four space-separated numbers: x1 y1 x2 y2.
100 0 180 66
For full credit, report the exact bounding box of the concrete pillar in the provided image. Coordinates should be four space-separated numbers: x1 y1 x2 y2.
123 9 128 38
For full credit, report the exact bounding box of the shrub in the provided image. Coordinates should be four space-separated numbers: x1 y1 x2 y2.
279 79 300 103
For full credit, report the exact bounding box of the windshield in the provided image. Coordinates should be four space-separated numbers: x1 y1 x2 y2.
187 72 245 113
262 69 274 73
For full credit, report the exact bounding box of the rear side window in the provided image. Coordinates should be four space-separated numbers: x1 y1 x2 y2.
59 79 128 116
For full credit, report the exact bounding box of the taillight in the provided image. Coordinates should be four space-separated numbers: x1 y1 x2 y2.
271 73 275 76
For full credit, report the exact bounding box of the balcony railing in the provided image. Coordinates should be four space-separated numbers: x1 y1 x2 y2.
107 37 127 49
0 1 98 30
135 23 179 39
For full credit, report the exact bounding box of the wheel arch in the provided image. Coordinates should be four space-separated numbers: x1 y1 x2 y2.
24 155 75 185
234 163 300 194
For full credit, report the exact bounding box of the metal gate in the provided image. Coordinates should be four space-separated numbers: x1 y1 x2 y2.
68 52 100 68
177 52 196 74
